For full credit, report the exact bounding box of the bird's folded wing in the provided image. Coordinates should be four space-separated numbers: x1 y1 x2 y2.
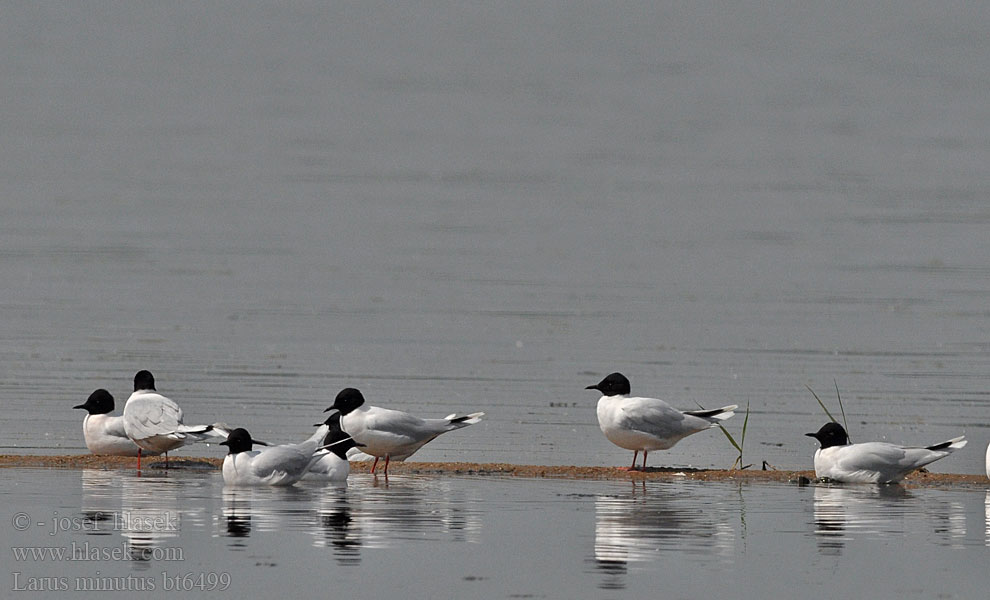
364 407 432 437
837 443 907 471
127 394 183 438
618 398 687 436
249 446 311 479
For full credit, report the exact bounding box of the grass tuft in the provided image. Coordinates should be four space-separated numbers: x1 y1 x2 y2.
699 400 751 470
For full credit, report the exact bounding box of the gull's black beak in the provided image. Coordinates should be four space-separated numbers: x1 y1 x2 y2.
585 385 598 391
323 406 339 414
219 440 230 446
72 404 86 409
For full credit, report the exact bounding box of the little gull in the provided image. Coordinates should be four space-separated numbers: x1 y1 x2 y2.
324 387 484 476
805 422 967 484
219 422 338 486
74 389 142 456
586 372 736 470
121 370 224 469
303 412 363 482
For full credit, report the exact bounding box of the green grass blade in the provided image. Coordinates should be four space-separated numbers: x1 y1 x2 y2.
740 400 750 448
806 384 836 422
696 401 744 467
717 423 743 453
833 378 850 442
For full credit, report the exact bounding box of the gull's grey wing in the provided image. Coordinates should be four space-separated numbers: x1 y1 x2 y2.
616 397 699 439
125 392 183 439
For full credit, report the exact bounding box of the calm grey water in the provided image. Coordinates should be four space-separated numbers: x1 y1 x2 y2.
3 1 989 473
1 3 990 595
2 468 988 599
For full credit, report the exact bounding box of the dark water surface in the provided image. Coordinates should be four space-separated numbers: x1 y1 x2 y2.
2 468 987 599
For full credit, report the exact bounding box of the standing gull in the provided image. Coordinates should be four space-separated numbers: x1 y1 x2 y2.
121 370 221 469
324 387 483 476
586 372 736 470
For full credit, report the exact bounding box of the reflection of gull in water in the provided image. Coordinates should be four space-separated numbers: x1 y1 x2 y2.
813 484 969 553
217 484 323 558
986 491 990 548
812 485 911 555
219 487 255 544
118 475 183 565
307 475 482 559
927 496 967 549
592 482 732 589
313 487 362 566
352 476 482 547
79 469 119 533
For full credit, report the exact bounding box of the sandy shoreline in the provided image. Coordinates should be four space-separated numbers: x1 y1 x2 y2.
1 455 986 487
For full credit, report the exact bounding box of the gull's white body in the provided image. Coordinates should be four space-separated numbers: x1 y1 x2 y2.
340 405 484 461
985 442 990 480
303 451 351 482
80 413 141 456
586 373 735 469
122 389 213 454
813 438 967 484
596 395 735 452
345 447 376 462
223 425 329 487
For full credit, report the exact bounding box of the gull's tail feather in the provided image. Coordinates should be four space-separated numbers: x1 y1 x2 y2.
303 423 331 448
445 412 485 426
207 423 232 438
174 423 214 435
170 423 229 443
684 405 737 422
926 436 967 452
171 423 270 445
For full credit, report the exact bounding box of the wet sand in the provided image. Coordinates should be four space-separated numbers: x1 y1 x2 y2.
0 455 985 487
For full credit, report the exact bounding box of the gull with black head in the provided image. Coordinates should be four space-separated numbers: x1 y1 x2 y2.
324 387 484 476
586 372 736 470
121 370 225 469
805 422 966 484
74 389 141 456
219 417 353 486
303 412 363 482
